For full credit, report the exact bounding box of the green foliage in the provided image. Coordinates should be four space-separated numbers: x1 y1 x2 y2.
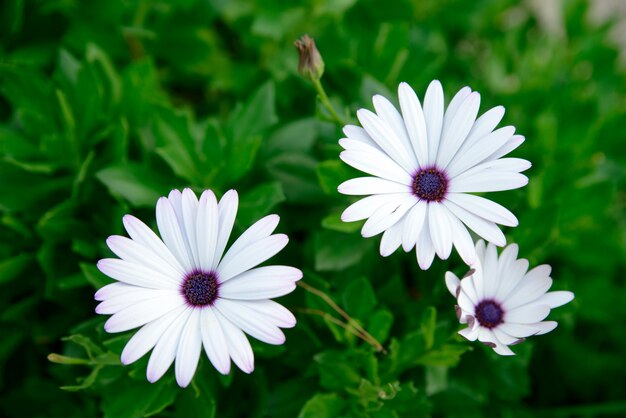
0 0 625 417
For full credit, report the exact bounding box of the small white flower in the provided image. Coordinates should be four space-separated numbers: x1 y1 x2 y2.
445 240 574 355
95 188 301 387
338 80 531 269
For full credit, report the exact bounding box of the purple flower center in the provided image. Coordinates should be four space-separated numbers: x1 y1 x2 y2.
181 271 219 306
475 300 504 328
412 168 448 202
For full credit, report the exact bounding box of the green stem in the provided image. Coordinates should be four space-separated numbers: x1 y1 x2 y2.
311 78 346 126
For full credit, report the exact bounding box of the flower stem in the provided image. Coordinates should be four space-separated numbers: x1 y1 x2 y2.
297 281 386 354
311 78 346 126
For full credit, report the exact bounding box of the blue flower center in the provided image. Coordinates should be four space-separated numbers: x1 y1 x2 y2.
412 168 448 202
182 271 219 306
475 300 504 328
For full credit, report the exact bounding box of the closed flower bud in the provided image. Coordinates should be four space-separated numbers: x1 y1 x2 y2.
294 34 324 81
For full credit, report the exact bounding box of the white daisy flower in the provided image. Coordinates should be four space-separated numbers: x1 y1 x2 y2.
338 80 531 269
445 240 574 355
94 188 301 387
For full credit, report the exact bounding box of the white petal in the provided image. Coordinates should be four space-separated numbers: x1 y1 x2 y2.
428 203 453 259
215 310 255 373
343 124 380 150
492 327 521 346
499 321 551 338
447 193 518 227
423 80 444 165
505 304 550 324
175 309 202 387
122 215 185 275
445 271 460 297
218 215 279 270
341 193 407 222
442 87 472 132
481 242 499 298
469 270 485 301
460 275 479 304
497 242 518 272
372 94 419 168
462 105 505 151
196 190 219 271
213 190 239 269
215 299 285 345
534 291 574 308
470 157 531 173
525 264 552 282
449 170 528 193
156 197 193 271
504 276 553 311
338 177 411 195
96 288 171 315
357 109 416 173
239 299 297 328
219 266 302 300
415 210 436 270
458 326 479 341
443 200 506 246
495 258 530 301
104 293 184 333
401 200 427 251
380 218 404 257
146 308 191 383
181 188 200 268
95 282 137 301
446 126 515 178
218 234 288 282
533 321 559 335
438 92 481 168
486 135 525 162
398 82 429 167
121 306 187 365
340 150 412 184
457 285 475 313
97 259 180 289
200 308 231 375
478 328 515 356
361 197 415 238
106 235 182 280
443 204 476 265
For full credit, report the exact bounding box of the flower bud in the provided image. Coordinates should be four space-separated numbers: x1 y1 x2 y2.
294 34 325 81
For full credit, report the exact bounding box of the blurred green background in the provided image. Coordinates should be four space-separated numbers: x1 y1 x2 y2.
1 0 625 417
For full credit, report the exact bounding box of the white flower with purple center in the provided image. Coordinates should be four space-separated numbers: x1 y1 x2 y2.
338 80 531 269
445 240 574 355
95 188 302 387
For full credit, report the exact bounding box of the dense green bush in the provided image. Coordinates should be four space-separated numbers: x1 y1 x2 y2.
0 0 624 416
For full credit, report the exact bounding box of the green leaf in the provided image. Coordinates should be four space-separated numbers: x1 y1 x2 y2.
316 160 354 195
321 210 361 233
420 307 437 350
267 153 325 203
314 350 363 391
343 277 377 319
368 309 394 344
237 181 286 227
314 230 374 271
62 334 104 358
227 81 278 142
415 344 469 368
265 117 318 154
96 163 170 207
298 393 345 418
102 378 179 418
80 262 112 289
0 253 32 285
